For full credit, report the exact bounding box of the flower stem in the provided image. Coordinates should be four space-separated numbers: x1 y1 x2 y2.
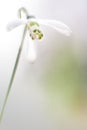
18 7 29 19
0 25 27 123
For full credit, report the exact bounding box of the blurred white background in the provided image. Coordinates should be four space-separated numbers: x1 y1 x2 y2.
0 0 87 130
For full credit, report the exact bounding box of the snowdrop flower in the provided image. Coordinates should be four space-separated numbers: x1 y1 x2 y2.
7 7 72 62
0 7 72 122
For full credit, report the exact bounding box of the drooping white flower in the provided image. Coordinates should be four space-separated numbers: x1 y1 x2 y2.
7 11 72 63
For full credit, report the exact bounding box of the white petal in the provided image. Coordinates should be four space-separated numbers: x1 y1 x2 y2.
28 19 72 36
27 37 37 63
6 19 25 31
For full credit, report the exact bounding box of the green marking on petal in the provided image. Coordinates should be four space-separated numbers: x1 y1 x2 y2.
28 22 43 40
30 29 43 40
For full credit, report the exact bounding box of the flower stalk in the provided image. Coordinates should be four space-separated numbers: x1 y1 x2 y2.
0 8 29 122
0 25 27 122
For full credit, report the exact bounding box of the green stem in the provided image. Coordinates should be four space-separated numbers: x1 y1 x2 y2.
18 7 29 19
0 25 27 122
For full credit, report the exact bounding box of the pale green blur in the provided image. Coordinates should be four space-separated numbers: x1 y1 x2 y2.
42 42 86 112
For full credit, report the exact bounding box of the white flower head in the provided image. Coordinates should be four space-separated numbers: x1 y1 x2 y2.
7 7 72 63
